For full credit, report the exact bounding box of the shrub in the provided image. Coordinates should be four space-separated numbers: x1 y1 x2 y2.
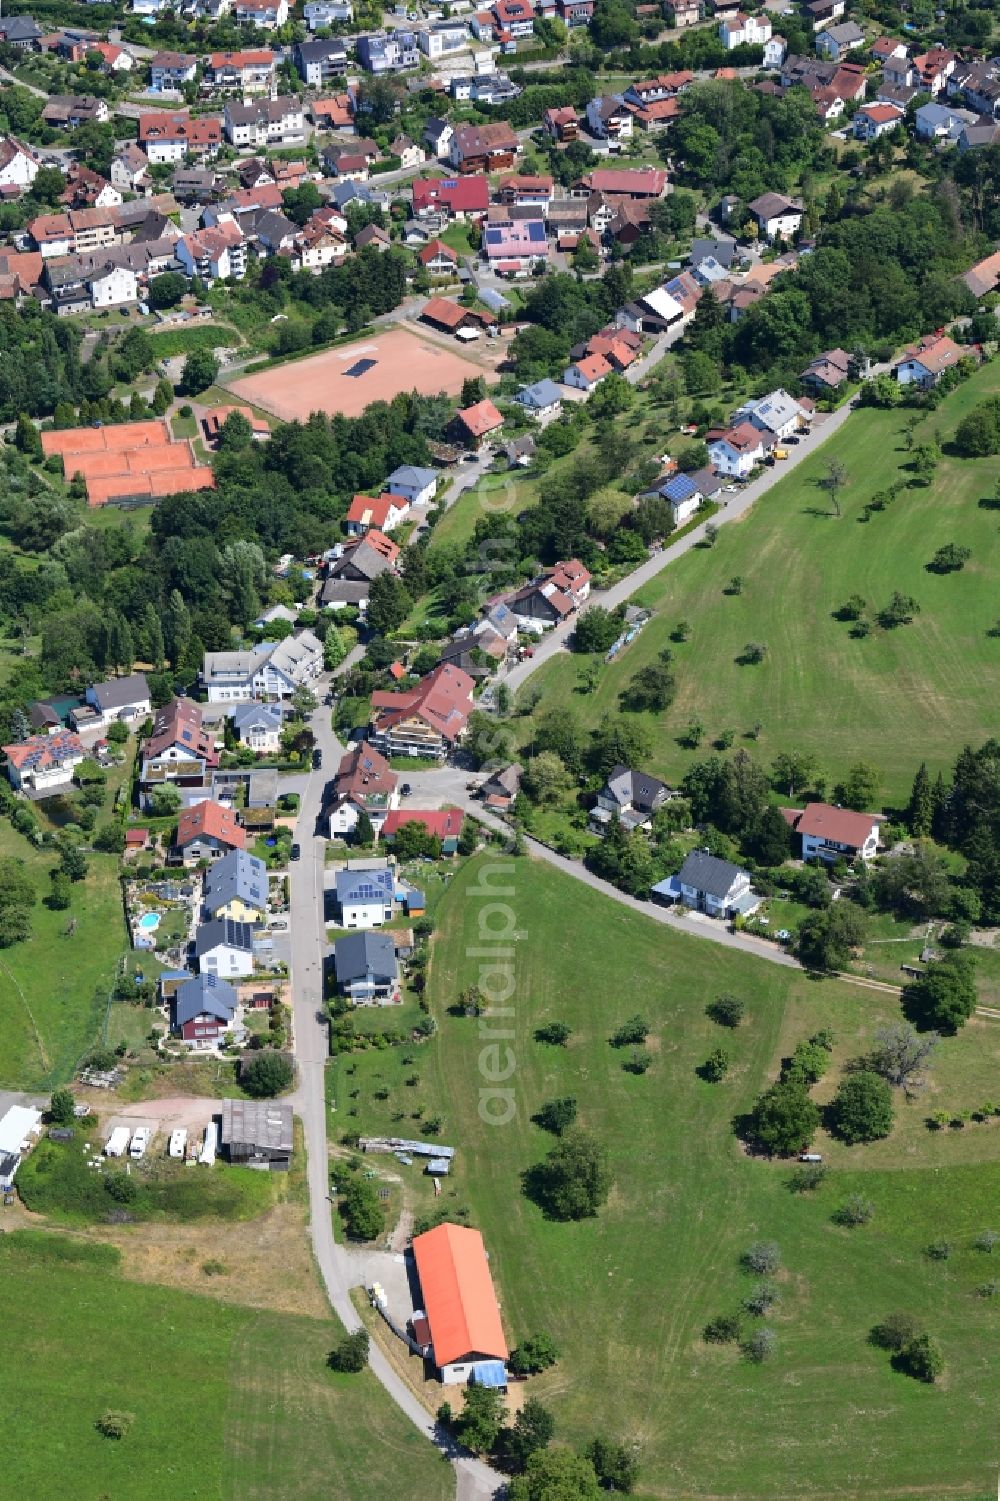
610 1014 649 1048
743 1327 777 1363
975 1230 1000 1253
707 994 745 1028
533 1097 578 1135
49 1088 76 1125
507 1332 559 1376
240 1050 293 1097
96 1410 134 1439
703 1313 742 1344
787 1162 827 1194
743 1282 780 1316
898 1333 944 1383
104 1171 137 1205
833 1194 874 1227
328 1329 369 1373
742 1241 780 1275
925 1239 952 1261
829 1071 894 1145
870 1311 920 1351
534 1021 571 1045
623 1047 653 1075
700 1047 730 1082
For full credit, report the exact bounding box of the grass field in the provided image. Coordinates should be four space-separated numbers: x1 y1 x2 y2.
389 855 1000 1498
518 363 1000 805
149 324 241 359
0 1231 452 1501
0 823 127 1091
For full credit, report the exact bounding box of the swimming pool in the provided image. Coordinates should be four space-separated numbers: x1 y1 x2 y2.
137 911 161 934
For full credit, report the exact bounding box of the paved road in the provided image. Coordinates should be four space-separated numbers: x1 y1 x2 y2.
287 673 502 1501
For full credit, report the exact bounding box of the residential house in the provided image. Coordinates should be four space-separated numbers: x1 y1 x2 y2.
382 807 464 853
81 673 150 731
333 930 399 1004
0 15 43 49
202 630 323 704
964 250 1000 301
176 220 247 281
589 765 671 835
804 0 844 25
516 378 562 420
870 35 907 64
449 123 519 174
171 974 238 1047
781 801 881 863
559 0 594 25
345 491 410 535
493 0 534 33
311 94 355 131
504 559 591 630
3 730 85 793
912 46 956 95
42 96 110 130
138 112 222 164
853 102 903 141
176 799 247 864
383 464 438 506
666 0 701 24
894 333 963 387
220 1097 294 1171
304 0 354 26
411 1223 508 1385
653 850 758 918
356 30 419 72
948 62 1000 121
202 404 270 446
195 917 255 979
915 100 976 141
815 20 864 60
564 352 612 391
412 174 488 219
204 848 269 923
90 41 133 72
294 37 348 87
707 421 766 477
576 166 667 198
586 95 634 141
544 105 579 141
328 742 399 839
140 699 218 799
369 664 474 760
0 136 39 196
149 51 199 91
233 0 290 26
719 11 771 47
321 532 399 609
762 35 787 68
392 134 425 169
958 120 1000 151
229 702 284 754
800 346 851 392
482 211 548 273
109 144 151 195
355 222 390 248
747 191 803 240
659 470 703 525
419 20 470 56
737 387 809 440
0 1105 43 1190
334 861 395 927
205 49 277 93
223 98 306 149
423 118 456 160
418 238 459 275
881 51 915 88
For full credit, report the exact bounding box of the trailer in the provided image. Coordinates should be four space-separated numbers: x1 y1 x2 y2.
199 1120 218 1166
168 1128 187 1160
104 1126 131 1159
129 1127 151 1161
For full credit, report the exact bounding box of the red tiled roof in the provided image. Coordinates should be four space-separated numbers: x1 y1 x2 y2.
418 237 458 265
371 664 474 743
176 799 246 850
345 493 405 528
787 802 881 848
457 399 504 439
412 176 490 215
146 698 218 767
382 808 464 839
3 729 83 771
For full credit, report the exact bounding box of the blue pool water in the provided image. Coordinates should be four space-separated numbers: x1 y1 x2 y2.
137 912 161 933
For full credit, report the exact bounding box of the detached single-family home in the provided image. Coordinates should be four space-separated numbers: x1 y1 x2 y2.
586 95 634 141
418 238 459 275
334 930 400 1004
659 471 703 525
738 387 809 441
204 848 269 923
719 11 771 47
915 100 975 141
853 102 904 141
454 398 504 447
516 378 563 420
746 192 803 241
328 742 399 839
479 762 522 810
782 802 881 863
369 664 474 760
176 799 247 865
149 50 199 92
195 916 255 979
140 698 218 797
202 630 323 703
449 122 519 174
815 20 864 60
82 672 150 731
0 135 39 195
383 465 438 507
800 347 851 393
171 974 238 1047
589 764 671 836
564 353 612 392
653 850 759 918
335 862 395 928
894 333 964 387
345 492 410 536
544 105 579 141
3 729 85 793
381 807 464 853
503 559 591 630
707 421 766 478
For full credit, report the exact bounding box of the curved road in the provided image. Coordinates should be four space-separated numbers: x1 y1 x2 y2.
289 688 502 1501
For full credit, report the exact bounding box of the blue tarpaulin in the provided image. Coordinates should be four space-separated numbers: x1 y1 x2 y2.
471 1361 507 1388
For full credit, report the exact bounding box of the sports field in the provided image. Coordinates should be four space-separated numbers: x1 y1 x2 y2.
0 1232 451 1501
228 326 498 422
519 362 1000 805
403 857 1000 1499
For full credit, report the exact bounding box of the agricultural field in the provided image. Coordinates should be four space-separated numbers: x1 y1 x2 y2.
0 822 127 1092
518 362 1000 805
378 855 1000 1498
0 1231 452 1501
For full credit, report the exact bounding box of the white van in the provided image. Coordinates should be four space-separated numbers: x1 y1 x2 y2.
129 1127 151 1160
168 1128 187 1160
799 1152 823 1163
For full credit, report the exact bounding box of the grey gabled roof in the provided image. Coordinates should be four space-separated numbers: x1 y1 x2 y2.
174 973 237 1026
605 764 668 810
204 848 268 914
195 915 255 956
385 464 437 490
230 702 282 733
677 850 746 899
335 864 393 905
334 930 398 984
89 672 150 712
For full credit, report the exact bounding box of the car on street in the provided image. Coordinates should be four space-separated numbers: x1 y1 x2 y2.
400 782 411 796
312 749 322 768
290 843 301 861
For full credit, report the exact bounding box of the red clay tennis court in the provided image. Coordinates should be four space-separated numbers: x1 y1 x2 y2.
227 326 499 423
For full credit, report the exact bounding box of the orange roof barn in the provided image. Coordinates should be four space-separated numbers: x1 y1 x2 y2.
411 1222 507 1370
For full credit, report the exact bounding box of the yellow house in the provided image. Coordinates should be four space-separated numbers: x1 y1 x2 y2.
203 849 268 924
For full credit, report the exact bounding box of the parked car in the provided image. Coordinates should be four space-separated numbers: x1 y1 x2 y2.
290 842 301 861
400 782 412 797
312 748 322 769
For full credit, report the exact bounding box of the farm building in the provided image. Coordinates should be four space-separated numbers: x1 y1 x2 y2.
219 1097 293 1170
0 1104 43 1188
410 1222 508 1383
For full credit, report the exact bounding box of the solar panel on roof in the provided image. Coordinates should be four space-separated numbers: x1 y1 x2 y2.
485 229 502 244
527 222 544 242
